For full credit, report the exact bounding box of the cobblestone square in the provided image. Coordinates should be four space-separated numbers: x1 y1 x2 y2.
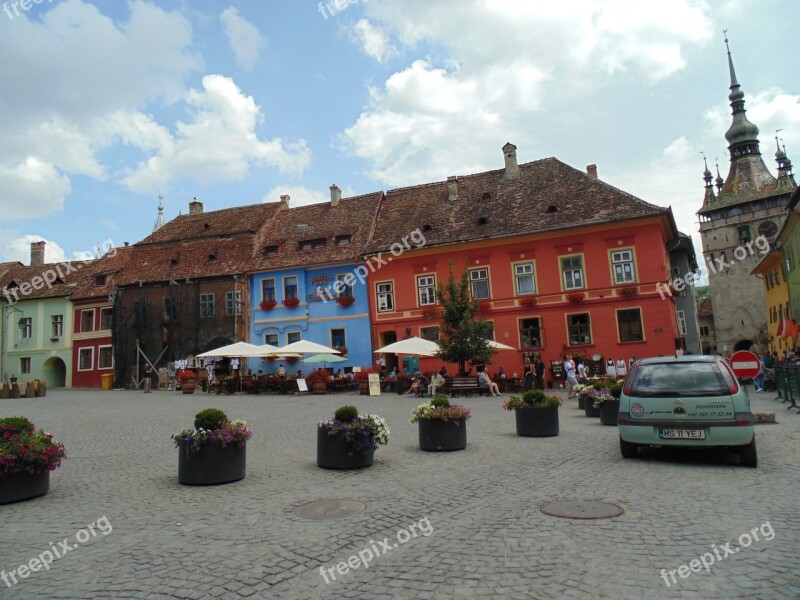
1 388 798 599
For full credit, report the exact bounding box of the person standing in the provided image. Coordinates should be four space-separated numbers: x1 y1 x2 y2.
277 364 286 378
577 360 587 384
523 356 532 391
143 363 153 393
754 354 766 392
534 356 545 390
564 355 578 392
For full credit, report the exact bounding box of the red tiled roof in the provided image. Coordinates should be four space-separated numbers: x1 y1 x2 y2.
0 260 87 301
70 246 135 300
115 237 257 286
138 202 282 245
364 158 671 254
248 192 384 272
696 298 713 318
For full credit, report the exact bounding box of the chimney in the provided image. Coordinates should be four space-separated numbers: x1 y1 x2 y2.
330 184 341 207
447 176 458 200
124 242 129 247
502 142 519 179
280 194 290 208
189 197 203 214
30 241 45 266
586 164 598 179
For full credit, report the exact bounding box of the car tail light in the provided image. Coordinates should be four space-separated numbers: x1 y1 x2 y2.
719 361 739 394
736 420 751 426
618 418 632 425
622 363 639 396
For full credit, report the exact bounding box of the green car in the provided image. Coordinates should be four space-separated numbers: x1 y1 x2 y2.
617 356 757 467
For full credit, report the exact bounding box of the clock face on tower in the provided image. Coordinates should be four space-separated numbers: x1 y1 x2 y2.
758 220 778 238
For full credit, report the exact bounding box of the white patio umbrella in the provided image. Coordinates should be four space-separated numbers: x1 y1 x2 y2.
486 340 516 351
254 343 280 356
272 340 341 355
374 336 440 357
196 341 264 358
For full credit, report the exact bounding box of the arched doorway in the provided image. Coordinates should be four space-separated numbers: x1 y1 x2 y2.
42 357 67 388
733 340 752 352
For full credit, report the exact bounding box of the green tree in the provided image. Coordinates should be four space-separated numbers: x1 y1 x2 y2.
436 261 495 375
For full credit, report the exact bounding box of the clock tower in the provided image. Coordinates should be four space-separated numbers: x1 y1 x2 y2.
697 36 796 355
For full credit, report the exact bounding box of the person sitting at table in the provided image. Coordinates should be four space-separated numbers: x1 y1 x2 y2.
334 368 343 379
497 366 506 378
478 370 501 397
406 376 423 397
296 369 303 378
383 368 397 392
428 372 446 396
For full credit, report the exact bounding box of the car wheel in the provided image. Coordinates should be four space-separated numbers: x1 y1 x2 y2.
738 437 758 468
620 437 638 458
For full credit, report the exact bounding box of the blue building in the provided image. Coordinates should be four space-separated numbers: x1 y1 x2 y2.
247 188 384 374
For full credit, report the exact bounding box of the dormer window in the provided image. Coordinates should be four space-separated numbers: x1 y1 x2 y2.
482 192 492 200
94 275 106 286
208 253 217 261
299 238 326 250
203 223 210 230
263 245 279 256
170 258 178 266
335 235 352 246
478 217 489 225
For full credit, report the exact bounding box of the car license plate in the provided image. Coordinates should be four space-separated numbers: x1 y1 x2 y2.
659 428 706 440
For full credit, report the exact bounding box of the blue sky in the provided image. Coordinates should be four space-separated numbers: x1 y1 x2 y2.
1 0 798 280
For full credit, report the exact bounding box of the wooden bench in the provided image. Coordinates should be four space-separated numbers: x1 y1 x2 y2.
442 376 484 398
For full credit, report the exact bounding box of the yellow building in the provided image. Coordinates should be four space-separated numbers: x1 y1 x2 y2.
752 249 790 354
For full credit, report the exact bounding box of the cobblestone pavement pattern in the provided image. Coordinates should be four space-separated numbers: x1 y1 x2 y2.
1 387 798 599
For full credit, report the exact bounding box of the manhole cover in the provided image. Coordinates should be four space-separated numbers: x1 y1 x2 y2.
540 500 623 520
295 499 366 520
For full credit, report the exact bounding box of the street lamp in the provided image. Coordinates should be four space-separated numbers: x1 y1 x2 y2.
1 304 22 383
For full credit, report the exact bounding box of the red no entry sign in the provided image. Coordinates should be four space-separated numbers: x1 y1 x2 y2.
730 351 760 379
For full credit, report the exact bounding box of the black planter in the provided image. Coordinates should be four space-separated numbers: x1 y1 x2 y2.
577 396 585 410
317 427 375 469
599 400 620 426
418 418 467 451
514 407 559 437
584 401 600 418
178 439 246 485
0 471 50 504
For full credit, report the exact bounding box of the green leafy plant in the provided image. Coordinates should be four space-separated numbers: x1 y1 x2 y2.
503 392 562 410
430 395 450 408
194 408 228 431
1 418 66 476
334 405 359 422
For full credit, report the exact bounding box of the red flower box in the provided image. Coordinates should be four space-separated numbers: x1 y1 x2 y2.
520 296 538 308
336 296 355 307
283 297 300 308
567 291 585 303
260 299 277 310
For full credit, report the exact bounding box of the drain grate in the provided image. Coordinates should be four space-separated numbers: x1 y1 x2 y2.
539 500 623 520
295 499 366 520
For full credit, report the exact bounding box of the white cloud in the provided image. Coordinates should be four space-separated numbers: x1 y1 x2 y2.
0 158 71 221
349 19 398 64
343 0 714 187
1 235 68 265
220 7 267 72
121 75 312 193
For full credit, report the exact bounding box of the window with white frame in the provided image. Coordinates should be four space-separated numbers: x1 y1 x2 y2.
417 274 436 306
699 325 710 336
20 317 32 339
514 263 535 295
469 268 490 299
51 315 63 338
80 310 94 332
676 310 687 336
611 250 636 284
264 333 279 346
287 331 301 344
336 274 354 299
100 308 113 330
284 276 298 300
262 278 276 301
20 357 31 374
98 345 113 369
561 256 584 290
225 291 241 316
199 294 215 318
376 282 394 312
331 328 346 349
78 347 93 371
567 313 591 345
617 309 643 342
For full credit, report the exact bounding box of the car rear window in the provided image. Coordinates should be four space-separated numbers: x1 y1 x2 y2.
627 362 729 397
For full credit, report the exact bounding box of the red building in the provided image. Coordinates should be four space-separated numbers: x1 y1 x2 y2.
363 144 681 382
70 246 132 388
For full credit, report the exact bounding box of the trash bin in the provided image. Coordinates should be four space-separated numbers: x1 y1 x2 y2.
101 373 113 390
